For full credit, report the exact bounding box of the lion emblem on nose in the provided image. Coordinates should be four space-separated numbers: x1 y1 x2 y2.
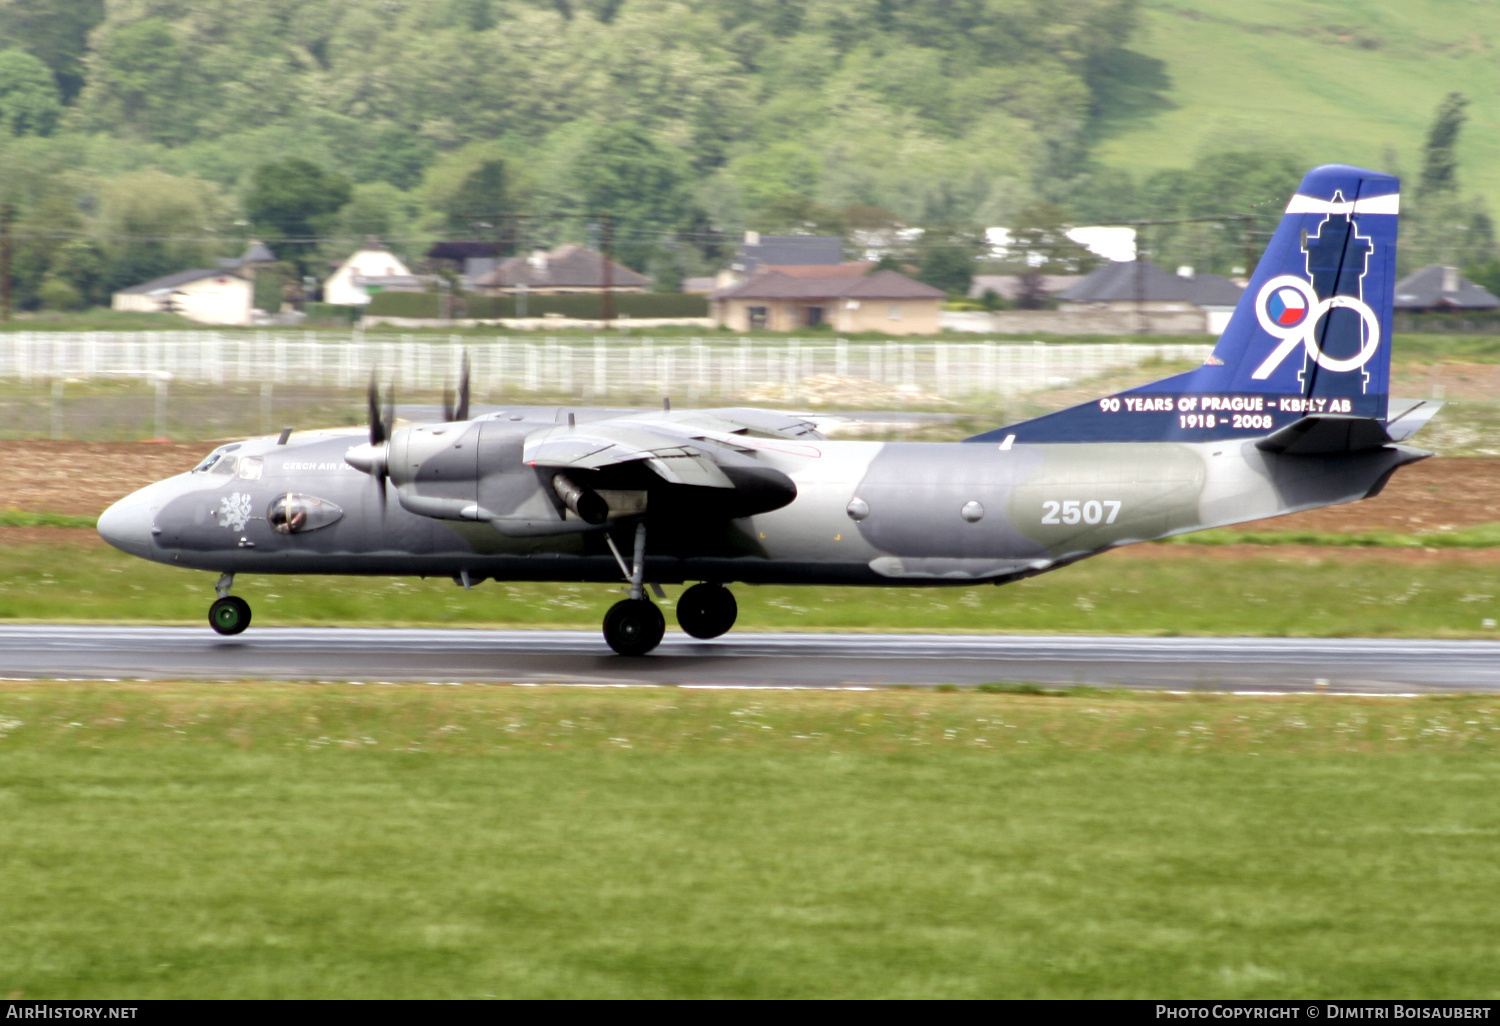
217 492 253 531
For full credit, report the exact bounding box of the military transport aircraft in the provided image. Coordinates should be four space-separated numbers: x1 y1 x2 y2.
99 164 1437 655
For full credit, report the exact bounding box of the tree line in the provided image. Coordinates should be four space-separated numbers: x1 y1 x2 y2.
0 0 1492 312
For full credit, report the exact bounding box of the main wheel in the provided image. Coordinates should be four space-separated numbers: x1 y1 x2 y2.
603 598 666 656
676 583 738 639
208 595 251 636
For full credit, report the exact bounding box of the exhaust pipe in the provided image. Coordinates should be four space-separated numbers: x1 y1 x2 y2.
552 474 609 525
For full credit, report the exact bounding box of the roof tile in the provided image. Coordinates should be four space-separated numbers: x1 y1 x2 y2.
1058 260 1243 307
711 269 944 301
472 244 650 289
118 268 244 294
1393 264 1500 310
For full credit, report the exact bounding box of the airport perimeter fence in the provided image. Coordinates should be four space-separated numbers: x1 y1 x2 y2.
0 331 1212 404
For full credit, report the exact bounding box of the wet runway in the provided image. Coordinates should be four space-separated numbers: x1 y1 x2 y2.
2 626 1499 693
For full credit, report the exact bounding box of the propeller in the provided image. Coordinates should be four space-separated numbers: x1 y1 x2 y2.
442 351 471 423
368 375 390 446
349 374 396 513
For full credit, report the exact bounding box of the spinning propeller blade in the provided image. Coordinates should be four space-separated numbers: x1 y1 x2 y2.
442 351 471 423
367 376 387 447
365 375 395 513
456 351 471 422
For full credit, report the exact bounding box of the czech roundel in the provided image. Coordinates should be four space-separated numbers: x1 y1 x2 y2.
1266 286 1308 327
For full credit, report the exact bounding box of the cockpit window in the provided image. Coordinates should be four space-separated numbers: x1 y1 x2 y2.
192 443 241 474
267 493 343 534
210 456 238 475
237 456 263 481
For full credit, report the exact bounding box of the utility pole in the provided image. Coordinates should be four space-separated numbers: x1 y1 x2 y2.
1 204 12 323
1134 224 1147 335
600 214 615 326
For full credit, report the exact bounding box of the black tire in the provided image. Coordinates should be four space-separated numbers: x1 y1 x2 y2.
208 596 251 636
603 598 666 656
676 583 738 640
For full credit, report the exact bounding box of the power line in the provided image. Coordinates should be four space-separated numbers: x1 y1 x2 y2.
20 208 1430 265
1 205 11 323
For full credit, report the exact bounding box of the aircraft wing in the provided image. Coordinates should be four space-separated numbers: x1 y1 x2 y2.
524 406 827 486
523 423 736 488
517 408 808 528
372 407 806 535
675 407 824 440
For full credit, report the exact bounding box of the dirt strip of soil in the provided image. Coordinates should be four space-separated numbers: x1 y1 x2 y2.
0 441 206 517
0 527 108 546
1221 456 1499 534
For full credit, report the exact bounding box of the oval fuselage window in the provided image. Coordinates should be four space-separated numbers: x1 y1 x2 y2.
267 493 343 534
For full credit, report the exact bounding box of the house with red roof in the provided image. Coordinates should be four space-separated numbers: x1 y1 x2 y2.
709 264 945 335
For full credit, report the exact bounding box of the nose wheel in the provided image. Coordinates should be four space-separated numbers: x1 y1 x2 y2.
208 573 251 635
209 595 251 635
676 583 737 639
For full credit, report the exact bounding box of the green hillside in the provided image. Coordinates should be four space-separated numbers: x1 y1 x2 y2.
1097 0 1500 201
0 0 1496 311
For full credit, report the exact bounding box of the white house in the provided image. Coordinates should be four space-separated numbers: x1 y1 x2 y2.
324 245 421 306
112 268 254 326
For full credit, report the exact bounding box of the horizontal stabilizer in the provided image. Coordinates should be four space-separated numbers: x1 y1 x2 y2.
1384 398 1443 442
1255 415 1393 455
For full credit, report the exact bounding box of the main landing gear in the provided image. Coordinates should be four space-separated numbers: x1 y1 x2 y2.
676 582 737 639
208 573 251 636
602 523 664 655
602 598 665 657
599 524 738 656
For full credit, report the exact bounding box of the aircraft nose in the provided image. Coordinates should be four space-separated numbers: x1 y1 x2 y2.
97 492 157 558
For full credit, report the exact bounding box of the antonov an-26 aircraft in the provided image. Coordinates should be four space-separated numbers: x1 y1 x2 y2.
99 165 1437 655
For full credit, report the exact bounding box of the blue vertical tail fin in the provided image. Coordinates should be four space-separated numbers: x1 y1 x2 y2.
970 164 1400 444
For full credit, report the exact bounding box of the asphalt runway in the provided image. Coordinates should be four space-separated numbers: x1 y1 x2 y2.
2 626 1499 693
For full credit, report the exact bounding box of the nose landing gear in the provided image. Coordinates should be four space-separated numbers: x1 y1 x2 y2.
208 573 251 636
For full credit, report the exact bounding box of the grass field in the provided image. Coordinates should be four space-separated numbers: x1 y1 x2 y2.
1097 0 1500 201
3 683 1499 998
2 536 1498 638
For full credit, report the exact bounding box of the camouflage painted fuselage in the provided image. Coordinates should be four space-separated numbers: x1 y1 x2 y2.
100 407 1425 588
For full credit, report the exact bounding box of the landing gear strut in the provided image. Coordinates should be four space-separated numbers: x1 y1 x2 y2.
602 523 665 655
676 582 737 639
209 573 251 636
